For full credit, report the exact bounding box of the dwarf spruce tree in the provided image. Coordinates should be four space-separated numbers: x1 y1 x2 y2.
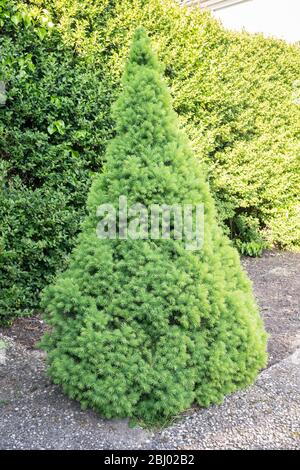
41 29 267 424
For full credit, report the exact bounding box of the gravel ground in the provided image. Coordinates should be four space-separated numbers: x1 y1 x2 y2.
1 334 299 450
0 250 299 449
149 349 300 449
242 251 300 366
0 336 152 450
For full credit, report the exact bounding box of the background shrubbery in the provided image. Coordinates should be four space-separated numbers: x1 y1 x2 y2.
0 0 112 322
1 0 299 323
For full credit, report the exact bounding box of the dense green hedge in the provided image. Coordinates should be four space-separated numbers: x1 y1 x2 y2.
1 0 299 323
46 0 299 255
0 0 112 323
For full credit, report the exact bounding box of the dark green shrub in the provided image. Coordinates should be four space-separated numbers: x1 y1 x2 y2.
40 29 267 425
0 0 111 323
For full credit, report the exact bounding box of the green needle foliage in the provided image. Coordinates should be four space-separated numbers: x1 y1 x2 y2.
41 29 267 425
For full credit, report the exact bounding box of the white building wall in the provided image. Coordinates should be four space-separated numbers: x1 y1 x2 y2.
212 0 300 43
182 0 300 43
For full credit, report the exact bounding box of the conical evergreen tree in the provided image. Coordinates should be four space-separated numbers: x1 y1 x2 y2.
41 29 267 424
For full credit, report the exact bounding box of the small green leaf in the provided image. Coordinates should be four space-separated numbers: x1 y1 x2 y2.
10 12 22 26
55 120 65 135
71 149 79 158
47 120 65 135
47 123 55 135
37 27 47 40
22 12 32 28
